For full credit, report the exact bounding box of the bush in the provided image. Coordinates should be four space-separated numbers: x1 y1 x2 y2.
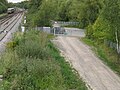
0 31 87 90
86 24 94 39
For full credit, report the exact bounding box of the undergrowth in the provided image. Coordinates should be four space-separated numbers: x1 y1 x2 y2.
0 30 87 90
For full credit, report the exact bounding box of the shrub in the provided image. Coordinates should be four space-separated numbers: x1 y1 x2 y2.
0 31 87 90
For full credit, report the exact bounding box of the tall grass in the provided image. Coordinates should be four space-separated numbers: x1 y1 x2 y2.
0 30 87 90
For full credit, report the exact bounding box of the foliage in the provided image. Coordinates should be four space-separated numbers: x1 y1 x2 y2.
14 1 29 9
0 31 87 90
91 17 110 43
27 0 64 26
86 0 120 58
0 0 17 14
26 0 103 28
86 24 94 39
67 0 102 28
0 0 8 14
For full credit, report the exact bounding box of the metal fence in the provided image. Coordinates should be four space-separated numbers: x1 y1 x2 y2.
35 27 51 33
104 40 120 53
52 21 79 26
34 27 86 37
35 27 65 35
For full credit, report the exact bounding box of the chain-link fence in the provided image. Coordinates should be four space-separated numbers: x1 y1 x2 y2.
35 27 65 35
51 21 79 26
104 40 120 53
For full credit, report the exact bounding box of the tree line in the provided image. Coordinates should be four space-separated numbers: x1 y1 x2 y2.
27 0 103 27
0 0 8 14
0 0 17 14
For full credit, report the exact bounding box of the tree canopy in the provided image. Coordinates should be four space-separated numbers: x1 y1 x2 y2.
0 0 8 14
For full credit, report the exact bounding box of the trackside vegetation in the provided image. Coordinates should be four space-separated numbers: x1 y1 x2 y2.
0 0 119 89
0 0 8 14
0 31 87 90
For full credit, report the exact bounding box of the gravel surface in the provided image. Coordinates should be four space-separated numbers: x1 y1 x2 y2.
53 35 120 90
0 13 23 53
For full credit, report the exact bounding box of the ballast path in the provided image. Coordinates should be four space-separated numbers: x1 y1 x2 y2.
53 36 120 90
0 12 24 53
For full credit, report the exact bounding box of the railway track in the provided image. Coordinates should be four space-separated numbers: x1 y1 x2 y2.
0 15 14 25
0 12 21 25
0 14 14 24
0 12 23 41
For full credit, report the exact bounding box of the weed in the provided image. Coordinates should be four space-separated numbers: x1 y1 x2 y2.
0 31 87 90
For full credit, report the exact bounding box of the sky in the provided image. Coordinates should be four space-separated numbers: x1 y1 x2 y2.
8 0 25 3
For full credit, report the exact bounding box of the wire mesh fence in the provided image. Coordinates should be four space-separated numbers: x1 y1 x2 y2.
104 40 120 53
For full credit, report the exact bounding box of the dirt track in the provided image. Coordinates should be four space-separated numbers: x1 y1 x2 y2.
53 36 120 90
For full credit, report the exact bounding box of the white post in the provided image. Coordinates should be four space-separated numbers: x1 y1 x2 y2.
21 26 25 33
115 31 119 54
24 20 26 24
0 75 3 81
54 27 55 35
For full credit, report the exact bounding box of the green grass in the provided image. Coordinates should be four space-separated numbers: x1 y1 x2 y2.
0 13 7 19
0 13 6 17
0 30 87 90
81 38 120 75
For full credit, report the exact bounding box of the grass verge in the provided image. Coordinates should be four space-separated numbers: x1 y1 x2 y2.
0 13 7 19
81 38 120 75
0 30 87 90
